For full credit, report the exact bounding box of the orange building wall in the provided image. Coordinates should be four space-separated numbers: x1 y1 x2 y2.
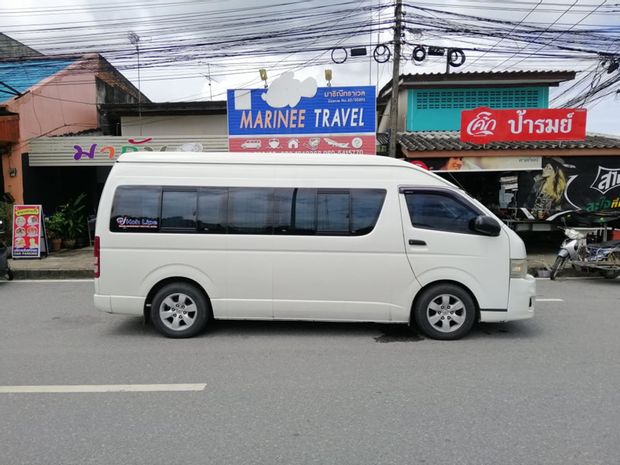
2 62 98 203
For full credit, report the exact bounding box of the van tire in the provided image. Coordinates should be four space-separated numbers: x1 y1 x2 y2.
150 283 209 338
413 284 476 340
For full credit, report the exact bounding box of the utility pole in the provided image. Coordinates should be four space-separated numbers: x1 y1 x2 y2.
128 32 142 136
388 0 402 158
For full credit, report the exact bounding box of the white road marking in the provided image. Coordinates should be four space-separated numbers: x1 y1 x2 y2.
0 384 206 394
4 279 94 283
536 298 564 302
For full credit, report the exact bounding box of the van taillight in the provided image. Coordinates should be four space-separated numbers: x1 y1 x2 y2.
94 235 100 278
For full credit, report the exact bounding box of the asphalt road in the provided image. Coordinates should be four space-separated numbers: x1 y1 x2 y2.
1 278 619 465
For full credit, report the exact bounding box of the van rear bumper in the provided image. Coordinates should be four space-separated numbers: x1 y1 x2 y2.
479 274 536 323
94 294 112 313
94 294 144 316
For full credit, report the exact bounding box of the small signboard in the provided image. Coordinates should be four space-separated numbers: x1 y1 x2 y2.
460 107 587 144
12 205 43 259
227 73 376 154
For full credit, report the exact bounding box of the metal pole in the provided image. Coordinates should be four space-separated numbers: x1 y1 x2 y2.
388 0 402 158
137 43 142 136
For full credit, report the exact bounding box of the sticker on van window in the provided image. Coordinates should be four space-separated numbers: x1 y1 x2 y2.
115 216 159 229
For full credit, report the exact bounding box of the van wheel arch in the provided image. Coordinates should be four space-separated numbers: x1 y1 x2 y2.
144 277 213 322
410 280 480 325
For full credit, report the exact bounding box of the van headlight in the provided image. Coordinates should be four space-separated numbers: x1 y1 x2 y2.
510 259 527 278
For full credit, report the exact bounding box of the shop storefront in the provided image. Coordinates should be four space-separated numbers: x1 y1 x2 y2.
397 131 620 232
26 135 228 216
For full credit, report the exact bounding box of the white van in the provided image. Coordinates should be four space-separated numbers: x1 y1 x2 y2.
94 152 535 340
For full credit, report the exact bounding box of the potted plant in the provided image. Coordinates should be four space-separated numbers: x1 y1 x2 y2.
45 211 64 252
58 193 86 249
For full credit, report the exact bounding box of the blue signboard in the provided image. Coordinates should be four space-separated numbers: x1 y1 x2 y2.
227 82 376 154
227 86 376 136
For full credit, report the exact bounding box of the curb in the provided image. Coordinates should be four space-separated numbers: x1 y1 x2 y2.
12 269 93 280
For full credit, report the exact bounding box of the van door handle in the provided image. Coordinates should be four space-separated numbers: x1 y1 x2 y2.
408 239 426 246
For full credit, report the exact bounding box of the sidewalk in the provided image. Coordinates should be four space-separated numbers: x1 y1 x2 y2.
7 246 561 280
9 247 94 279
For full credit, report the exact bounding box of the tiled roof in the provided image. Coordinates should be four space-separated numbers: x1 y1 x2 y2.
396 131 620 152
377 70 576 100
0 58 75 98
401 70 573 79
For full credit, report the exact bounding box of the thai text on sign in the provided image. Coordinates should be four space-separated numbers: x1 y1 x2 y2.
460 107 587 144
12 205 43 259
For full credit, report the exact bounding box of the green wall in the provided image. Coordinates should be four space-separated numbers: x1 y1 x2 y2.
406 86 549 131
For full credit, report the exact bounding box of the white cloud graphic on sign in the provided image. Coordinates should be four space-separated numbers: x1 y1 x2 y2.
261 72 317 108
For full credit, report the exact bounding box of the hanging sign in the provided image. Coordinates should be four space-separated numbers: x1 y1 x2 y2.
460 107 587 144
12 205 43 259
227 72 376 154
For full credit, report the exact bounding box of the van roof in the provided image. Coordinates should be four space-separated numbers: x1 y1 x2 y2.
117 151 417 169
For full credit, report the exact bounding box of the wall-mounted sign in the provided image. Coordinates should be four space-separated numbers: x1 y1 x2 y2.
28 136 228 167
460 107 587 144
12 205 43 259
227 72 376 154
516 157 620 216
407 156 541 172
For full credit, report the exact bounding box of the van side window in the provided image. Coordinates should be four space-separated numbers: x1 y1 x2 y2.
197 188 228 233
405 192 478 234
352 189 386 235
273 188 294 235
293 188 317 235
110 186 386 236
228 188 273 234
110 186 161 233
161 190 197 230
317 191 350 234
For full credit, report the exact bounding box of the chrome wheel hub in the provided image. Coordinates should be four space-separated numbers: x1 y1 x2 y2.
426 294 466 333
159 293 198 331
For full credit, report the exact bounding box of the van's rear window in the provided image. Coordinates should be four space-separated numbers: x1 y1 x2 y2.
110 186 161 233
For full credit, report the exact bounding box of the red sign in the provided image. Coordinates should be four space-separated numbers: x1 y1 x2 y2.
460 107 587 144
228 135 376 154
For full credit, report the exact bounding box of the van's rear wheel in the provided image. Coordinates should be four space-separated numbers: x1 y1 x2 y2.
151 283 209 338
413 284 475 340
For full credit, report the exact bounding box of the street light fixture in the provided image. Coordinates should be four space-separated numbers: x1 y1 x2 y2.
259 69 268 88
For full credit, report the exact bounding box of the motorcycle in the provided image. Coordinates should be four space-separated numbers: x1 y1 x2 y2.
0 218 14 281
550 227 620 280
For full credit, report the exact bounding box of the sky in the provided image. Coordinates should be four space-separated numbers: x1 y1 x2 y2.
0 0 618 134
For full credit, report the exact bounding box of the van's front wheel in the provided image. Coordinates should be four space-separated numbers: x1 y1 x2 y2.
151 283 209 338
413 284 475 340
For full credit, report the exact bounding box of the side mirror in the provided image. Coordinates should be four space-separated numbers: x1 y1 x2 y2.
470 215 501 237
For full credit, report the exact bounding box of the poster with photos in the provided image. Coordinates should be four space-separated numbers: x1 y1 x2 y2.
12 205 43 259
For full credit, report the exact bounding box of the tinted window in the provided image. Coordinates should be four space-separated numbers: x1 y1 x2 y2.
109 186 386 236
292 188 317 235
405 192 479 234
228 188 273 234
161 190 197 230
317 191 350 234
110 186 161 232
197 188 228 233
351 189 386 235
273 189 294 235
